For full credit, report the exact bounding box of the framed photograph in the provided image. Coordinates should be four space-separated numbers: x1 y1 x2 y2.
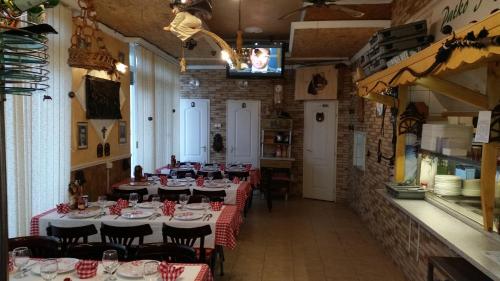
76 122 88 150
118 121 127 144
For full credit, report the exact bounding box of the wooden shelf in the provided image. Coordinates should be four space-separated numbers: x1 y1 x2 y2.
420 149 481 167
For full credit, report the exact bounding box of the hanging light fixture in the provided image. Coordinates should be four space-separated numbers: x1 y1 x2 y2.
67 0 117 73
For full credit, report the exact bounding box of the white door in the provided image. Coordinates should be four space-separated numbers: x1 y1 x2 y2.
180 99 210 163
303 100 338 201
226 100 260 167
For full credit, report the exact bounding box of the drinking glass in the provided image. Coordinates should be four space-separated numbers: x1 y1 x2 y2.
201 196 210 215
185 172 193 182
13 247 30 278
143 260 160 281
179 194 189 210
223 172 230 184
129 193 139 210
102 250 119 281
171 170 178 183
151 195 161 214
40 259 58 281
207 172 214 183
98 195 107 214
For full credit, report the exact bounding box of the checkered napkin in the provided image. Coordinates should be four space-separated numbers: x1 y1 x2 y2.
159 262 184 281
210 201 223 211
196 176 204 187
194 163 201 171
219 163 225 172
244 164 252 171
160 175 168 186
56 203 71 214
163 200 176 216
232 177 240 184
76 260 98 279
109 204 122 215
117 198 129 208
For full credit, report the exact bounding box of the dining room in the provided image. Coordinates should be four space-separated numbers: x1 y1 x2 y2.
2 0 500 281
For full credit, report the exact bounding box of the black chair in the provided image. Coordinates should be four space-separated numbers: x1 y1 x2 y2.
111 188 148 203
170 169 196 179
227 171 249 180
100 223 153 247
144 173 168 178
162 224 212 263
46 224 98 254
66 242 128 260
192 189 226 202
135 243 197 263
197 170 223 180
158 188 191 202
179 162 199 166
8 236 60 258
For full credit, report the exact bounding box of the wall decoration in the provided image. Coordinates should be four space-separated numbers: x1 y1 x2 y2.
104 143 111 156
118 121 127 144
295 65 338 100
97 143 103 158
77 122 88 150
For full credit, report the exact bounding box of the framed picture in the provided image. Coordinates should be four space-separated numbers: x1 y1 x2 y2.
118 121 127 144
77 122 88 150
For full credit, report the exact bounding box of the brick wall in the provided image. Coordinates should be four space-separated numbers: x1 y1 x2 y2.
391 0 434 25
179 69 304 195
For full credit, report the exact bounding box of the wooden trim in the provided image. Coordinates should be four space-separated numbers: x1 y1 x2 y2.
395 86 408 182
414 77 489 110
480 143 497 231
71 154 131 171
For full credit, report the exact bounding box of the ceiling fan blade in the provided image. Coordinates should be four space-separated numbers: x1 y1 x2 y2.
327 4 365 18
278 6 311 20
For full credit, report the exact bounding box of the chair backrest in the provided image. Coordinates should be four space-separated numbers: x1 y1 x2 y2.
46 224 98 253
100 223 153 247
158 188 191 202
144 173 168 178
197 170 223 179
134 243 197 263
192 189 226 202
170 169 196 179
66 242 128 260
111 188 148 202
227 171 249 180
8 236 61 258
162 224 212 262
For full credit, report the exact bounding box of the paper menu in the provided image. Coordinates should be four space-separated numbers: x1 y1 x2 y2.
474 111 492 143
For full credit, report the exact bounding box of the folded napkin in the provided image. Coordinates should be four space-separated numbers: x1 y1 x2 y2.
219 163 225 172
196 176 204 187
232 177 240 184
109 204 122 215
117 198 129 208
159 262 184 281
210 201 223 211
76 260 98 279
160 175 168 186
163 200 176 216
56 203 71 214
244 164 252 171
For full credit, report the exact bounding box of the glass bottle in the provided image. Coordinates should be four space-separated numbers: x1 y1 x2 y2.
77 196 85 210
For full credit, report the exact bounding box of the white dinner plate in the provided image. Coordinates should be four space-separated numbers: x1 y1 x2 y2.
68 210 99 219
174 212 204 221
186 203 205 210
128 181 151 186
89 201 116 208
167 182 187 187
31 258 79 275
204 183 226 188
117 260 156 279
136 202 156 209
121 210 153 219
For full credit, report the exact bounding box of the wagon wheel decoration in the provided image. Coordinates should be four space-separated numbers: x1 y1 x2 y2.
398 103 425 137
490 104 500 142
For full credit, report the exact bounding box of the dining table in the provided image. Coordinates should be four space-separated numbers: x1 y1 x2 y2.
30 204 242 250
9 260 213 281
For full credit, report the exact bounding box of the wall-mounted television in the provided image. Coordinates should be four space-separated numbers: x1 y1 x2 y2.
85 75 122 119
226 43 284 78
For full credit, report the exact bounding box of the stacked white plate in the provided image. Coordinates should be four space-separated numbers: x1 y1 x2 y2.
434 175 462 196
462 179 480 197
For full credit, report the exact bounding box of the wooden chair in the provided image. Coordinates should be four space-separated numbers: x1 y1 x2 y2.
192 189 226 202
162 224 212 263
158 188 191 202
110 188 148 203
197 170 223 179
171 169 196 179
227 171 249 180
46 224 98 254
134 243 197 263
8 236 60 258
100 223 153 247
144 173 168 178
66 242 128 260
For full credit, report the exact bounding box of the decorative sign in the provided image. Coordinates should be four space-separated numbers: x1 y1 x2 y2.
474 111 492 143
295 65 338 101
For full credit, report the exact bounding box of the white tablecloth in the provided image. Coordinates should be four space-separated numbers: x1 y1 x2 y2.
38 207 225 248
118 181 239 205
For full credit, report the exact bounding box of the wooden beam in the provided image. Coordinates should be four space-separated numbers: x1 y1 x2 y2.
363 92 396 107
480 143 497 231
415 77 489 110
395 86 409 182
487 62 500 109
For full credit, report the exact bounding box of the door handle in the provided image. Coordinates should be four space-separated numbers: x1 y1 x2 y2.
201 146 207 152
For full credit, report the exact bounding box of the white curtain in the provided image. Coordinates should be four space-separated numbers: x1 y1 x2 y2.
131 45 179 174
5 5 72 237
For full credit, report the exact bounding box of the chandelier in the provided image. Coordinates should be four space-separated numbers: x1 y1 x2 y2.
67 0 116 73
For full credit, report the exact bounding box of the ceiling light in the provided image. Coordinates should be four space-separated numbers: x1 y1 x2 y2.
115 62 128 74
244 26 263 33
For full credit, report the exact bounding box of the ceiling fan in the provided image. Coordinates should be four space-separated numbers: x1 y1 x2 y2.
278 0 365 20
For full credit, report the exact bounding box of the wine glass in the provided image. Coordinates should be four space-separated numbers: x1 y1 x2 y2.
151 195 161 214
102 250 119 281
143 260 160 281
223 172 230 184
171 170 178 183
129 193 139 210
13 247 30 278
40 259 58 281
179 194 189 210
201 196 210 215
98 195 107 215
207 172 214 183
185 172 193 182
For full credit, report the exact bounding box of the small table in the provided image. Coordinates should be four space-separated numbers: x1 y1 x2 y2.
260 157 295 211
427 256 493 281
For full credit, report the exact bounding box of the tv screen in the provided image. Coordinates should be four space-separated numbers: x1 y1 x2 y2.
227 44 284 78
85 75 122 119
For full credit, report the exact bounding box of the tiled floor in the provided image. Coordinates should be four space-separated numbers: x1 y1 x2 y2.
216 195 407 281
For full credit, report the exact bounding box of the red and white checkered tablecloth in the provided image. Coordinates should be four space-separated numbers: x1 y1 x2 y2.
236 181 252 212
30 208 56 235
249 168 261 187
215 205 243 250
193 263 213 281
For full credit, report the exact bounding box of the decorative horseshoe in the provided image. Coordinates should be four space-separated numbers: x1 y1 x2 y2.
316 112 325 122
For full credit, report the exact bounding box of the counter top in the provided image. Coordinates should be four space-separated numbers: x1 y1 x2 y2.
376 189 500 281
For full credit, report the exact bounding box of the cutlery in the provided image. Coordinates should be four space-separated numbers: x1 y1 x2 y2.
169 215 174 221
114 215 120 220
59 214 67 218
